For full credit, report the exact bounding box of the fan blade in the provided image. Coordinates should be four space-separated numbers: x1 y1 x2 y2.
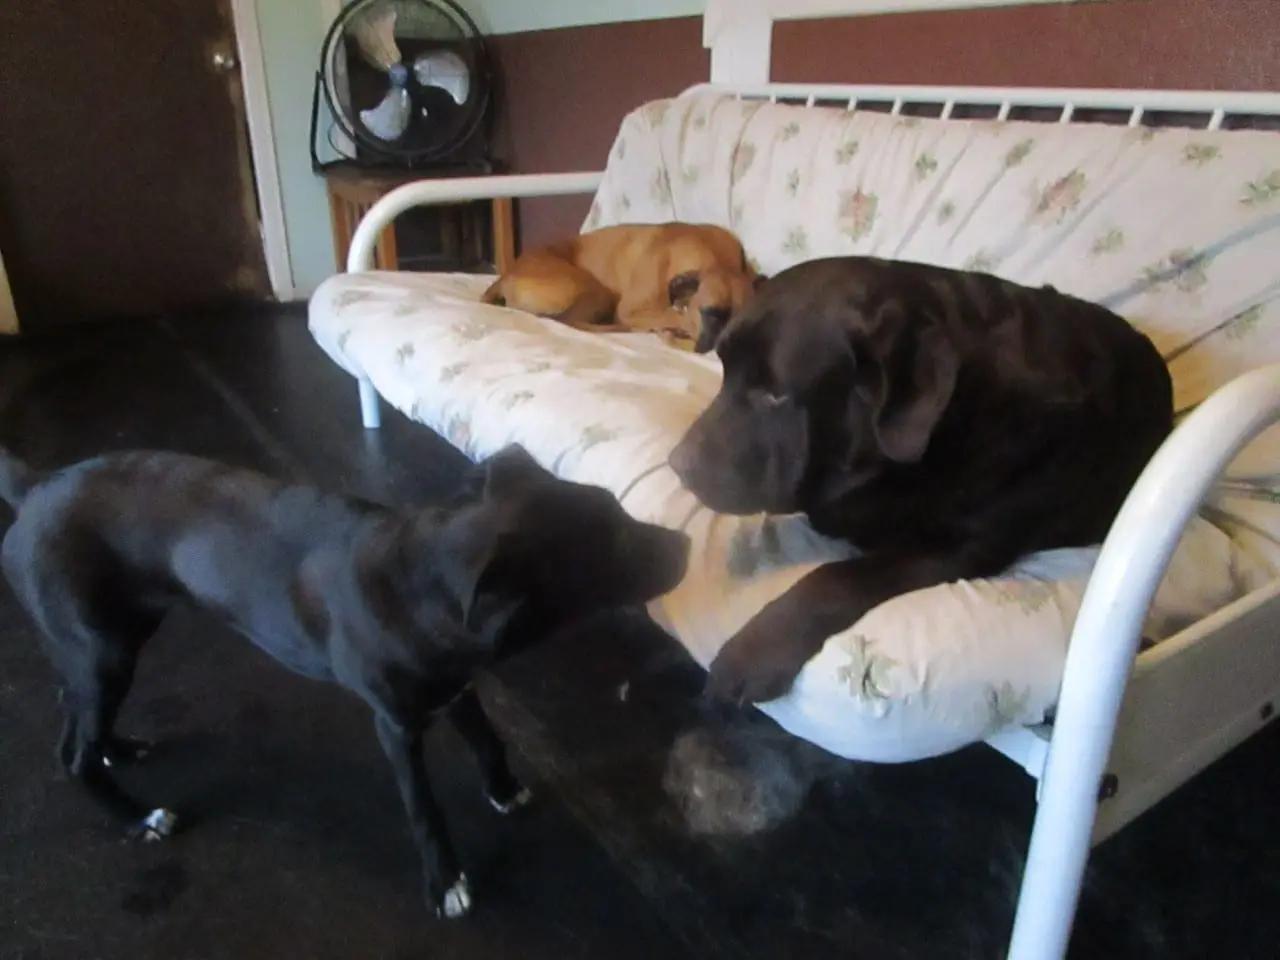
360 86 411 141
350 3 401 71
412 49 470 105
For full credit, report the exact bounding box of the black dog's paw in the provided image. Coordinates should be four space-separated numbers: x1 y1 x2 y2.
103 737 156 769
706 629 804 707
431 872 473 920
488 785 533 815
126 808 179 844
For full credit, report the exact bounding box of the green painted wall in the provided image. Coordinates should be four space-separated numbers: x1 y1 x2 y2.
254 0 706 298
255 0 337 299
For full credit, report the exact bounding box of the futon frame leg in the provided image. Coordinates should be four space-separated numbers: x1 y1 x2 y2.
360 378 381 429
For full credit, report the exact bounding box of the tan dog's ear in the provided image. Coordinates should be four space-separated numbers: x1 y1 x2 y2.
853 305 959 464
668 272 701 308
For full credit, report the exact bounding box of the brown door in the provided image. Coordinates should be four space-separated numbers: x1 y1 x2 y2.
0 0 270 332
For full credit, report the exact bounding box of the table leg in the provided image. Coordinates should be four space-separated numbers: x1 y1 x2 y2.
328 188 353 272
376 212 399 271
491 198 515 273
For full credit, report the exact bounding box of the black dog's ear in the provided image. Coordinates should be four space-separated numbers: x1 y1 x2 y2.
752 273 770 291
427 507 521 634
458 533 519 634
455 535 497 632
668 271 701 307
854 305 959 464
479 444 551 500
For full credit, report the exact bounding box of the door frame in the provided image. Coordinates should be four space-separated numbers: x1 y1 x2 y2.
0 245 16 334
230 0 295 301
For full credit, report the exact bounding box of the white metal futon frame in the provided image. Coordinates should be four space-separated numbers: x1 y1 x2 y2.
335 76 1280 960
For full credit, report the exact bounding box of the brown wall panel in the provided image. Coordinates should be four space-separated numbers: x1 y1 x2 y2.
772 0 1280 91
491 3 1279 252
489 17 707 251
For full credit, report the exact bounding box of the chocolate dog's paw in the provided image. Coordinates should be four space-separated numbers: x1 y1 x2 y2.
127 808 179 844
433 873 472 920
103 737 156 768
488 785 533 815
706 631 802 706
705 657 756 706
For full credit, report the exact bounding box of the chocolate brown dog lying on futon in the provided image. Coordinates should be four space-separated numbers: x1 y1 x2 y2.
669 255 1175 706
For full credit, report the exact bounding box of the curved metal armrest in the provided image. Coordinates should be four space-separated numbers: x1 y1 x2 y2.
346 171 605 273
1008 363 1280 960
343 170 604 429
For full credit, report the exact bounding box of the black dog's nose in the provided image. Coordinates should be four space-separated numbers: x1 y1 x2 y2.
658 528 692 591
668 442 693 484
670 528 692 566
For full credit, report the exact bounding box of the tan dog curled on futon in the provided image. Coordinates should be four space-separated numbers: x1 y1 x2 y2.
480 222 762 353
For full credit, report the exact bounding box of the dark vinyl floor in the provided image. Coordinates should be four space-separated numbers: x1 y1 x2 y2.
1 306 1279 960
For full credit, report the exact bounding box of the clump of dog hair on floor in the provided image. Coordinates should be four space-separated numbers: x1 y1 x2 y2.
663 724 815 836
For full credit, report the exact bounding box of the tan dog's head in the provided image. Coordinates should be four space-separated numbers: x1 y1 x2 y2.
664 230 765 353
669 269 764 353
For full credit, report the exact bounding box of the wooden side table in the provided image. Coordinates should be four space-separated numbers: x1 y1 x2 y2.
323 166 515 274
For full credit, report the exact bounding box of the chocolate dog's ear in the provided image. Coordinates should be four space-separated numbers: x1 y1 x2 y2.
668 272 701 307
855 306 959 464
752 273 770 291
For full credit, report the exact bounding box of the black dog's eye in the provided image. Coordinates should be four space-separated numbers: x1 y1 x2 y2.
749 388 789 408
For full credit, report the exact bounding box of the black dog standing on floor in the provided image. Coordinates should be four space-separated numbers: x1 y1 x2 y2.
0 443 689 919
669 255 1174 705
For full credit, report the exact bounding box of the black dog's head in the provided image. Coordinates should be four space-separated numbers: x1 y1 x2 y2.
667 258 960 516
436 446 690 643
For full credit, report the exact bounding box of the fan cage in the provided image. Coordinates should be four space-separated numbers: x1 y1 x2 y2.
313 0 494 171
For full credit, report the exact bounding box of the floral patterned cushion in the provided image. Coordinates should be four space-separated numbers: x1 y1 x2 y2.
308 91 1280 762
309 268 1274 762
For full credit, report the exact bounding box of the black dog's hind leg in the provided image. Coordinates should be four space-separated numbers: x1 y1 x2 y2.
449 689 531 814
51 614 175 842
374 713 471 919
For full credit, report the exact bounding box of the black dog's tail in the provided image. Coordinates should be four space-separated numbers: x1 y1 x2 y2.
0 446 42 509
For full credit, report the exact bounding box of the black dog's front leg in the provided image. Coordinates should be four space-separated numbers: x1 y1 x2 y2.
449 688 532 815
373 714 471 919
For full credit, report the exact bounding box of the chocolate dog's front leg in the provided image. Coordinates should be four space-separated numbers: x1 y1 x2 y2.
373 714 471 919
707 547 1012 706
